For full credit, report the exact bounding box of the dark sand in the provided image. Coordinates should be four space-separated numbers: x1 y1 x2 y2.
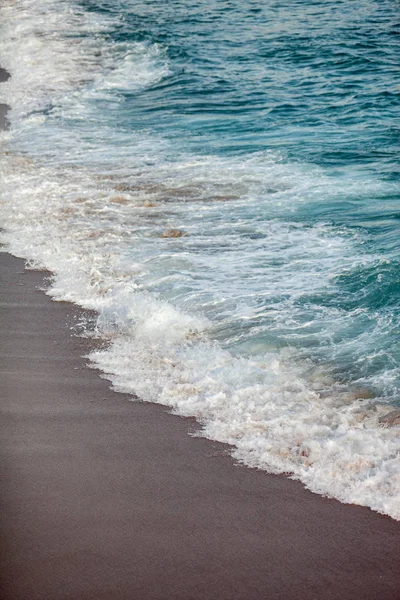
0 252 399 600
0 67 10 129
0 67 9 81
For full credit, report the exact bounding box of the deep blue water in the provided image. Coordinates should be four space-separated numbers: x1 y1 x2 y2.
85 0 400 168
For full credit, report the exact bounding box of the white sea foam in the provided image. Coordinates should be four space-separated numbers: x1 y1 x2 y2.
0 0 170 128
0 0 399 520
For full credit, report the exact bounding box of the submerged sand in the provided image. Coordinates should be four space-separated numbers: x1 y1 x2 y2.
0 252 399 600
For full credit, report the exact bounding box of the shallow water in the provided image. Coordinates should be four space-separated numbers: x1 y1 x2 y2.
0 0 399 519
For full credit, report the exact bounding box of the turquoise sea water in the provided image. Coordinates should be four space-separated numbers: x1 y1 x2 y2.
0 0 399 517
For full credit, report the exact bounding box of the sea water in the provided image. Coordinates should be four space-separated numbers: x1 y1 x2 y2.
0 0 399 519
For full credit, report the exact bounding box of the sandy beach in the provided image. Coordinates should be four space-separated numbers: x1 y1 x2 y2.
1 32 399 599
1 252 399 599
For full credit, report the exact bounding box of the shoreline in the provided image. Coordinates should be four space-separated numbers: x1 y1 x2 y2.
1 251 399 599
1 59 399 598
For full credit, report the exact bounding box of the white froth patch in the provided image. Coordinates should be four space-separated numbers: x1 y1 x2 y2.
91 42 171 96
0 0 170 128
90 332 400 521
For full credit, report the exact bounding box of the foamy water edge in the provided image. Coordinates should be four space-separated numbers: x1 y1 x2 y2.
0 0 399 520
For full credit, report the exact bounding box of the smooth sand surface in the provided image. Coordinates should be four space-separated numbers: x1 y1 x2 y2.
0 252 399 600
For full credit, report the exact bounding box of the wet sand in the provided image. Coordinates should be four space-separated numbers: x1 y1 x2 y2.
0 67 10 129
0 251 399 600
0 67 9 81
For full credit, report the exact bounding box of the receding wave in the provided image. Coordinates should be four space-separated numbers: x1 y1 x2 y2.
1 0 399 520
